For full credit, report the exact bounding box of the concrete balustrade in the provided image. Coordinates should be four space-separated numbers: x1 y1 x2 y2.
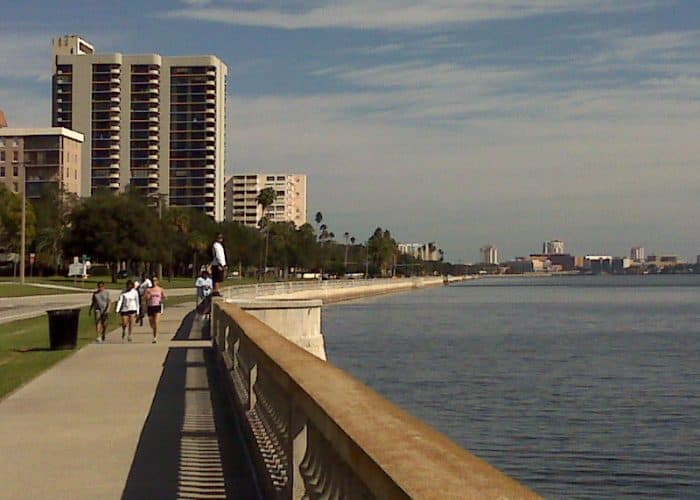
222 277 459 303
212 299 540 499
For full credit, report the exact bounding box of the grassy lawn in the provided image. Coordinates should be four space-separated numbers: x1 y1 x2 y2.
0 284 81 298
1 275 270 296
0 294 195 400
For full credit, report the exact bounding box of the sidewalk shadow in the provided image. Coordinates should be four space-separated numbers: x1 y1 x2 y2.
172 310 210 342
121 332 259 498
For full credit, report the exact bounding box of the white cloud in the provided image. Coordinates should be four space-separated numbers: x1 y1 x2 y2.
161 0 658 31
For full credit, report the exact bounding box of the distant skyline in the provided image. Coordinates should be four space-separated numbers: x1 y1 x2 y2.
2 1 699 261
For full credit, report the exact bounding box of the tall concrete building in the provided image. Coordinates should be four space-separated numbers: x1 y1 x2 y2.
225 174 307 227
543 239 565 255
480 244 499 264
0 128 83 199
398 243 440 261
51 35 228 219
630 246 645 262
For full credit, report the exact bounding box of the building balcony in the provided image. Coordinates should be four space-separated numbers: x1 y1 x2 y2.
206 69 216 77
110 96 121 103
111 77 121 84
110 152 120 159
111 68 120 74
205 117 215 123
149 68 159 76
148 153 158 160
205 172 215 180
109 143 120 150
110 125 120 131
148 144 158 150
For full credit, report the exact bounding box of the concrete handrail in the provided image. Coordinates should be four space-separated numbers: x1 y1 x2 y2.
222 277 450 300
212 299 539 499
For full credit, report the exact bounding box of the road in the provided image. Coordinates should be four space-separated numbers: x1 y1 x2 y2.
0 288 195 325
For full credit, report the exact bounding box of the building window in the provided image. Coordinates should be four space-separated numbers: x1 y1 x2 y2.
0 151 4 162
0 166 4 177
12 151 18 162
13 165 18 177
12 140 18 147
13 182 18 193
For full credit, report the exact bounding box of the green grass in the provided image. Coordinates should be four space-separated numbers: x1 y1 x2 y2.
0 284 80 298
0 294 195 400
22 275 260 290
2 275 272 296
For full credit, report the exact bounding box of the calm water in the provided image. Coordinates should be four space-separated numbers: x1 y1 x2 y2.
322 275 700 499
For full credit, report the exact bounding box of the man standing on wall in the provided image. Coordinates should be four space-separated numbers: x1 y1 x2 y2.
211 233 227 296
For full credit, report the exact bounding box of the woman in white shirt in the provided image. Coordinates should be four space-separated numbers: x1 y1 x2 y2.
115 280 140 342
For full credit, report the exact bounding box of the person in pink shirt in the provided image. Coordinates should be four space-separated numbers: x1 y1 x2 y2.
144 276 166 343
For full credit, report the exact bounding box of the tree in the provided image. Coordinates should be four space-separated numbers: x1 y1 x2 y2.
367 227 398 276
256 188 277 278
63 192 159 282
31 184 78 273
0 185 36 276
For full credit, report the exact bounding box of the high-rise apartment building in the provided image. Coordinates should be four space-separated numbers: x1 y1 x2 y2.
225 174 307 227
630 246 645 262
51 35 227 219
398 243 440 261
480 244 499 264
0 128 83 199
543 239 565 255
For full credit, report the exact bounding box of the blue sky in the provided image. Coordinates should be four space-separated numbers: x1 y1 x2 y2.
2 1 700 261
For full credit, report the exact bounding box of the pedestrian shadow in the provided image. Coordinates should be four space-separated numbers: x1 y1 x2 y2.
172 310 211 342
121 327 259 499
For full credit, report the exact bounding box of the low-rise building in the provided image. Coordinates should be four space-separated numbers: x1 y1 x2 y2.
0 127 83 198
543 239 565 255
225 173 307 227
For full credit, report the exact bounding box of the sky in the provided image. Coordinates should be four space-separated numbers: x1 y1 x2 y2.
1 0 700 262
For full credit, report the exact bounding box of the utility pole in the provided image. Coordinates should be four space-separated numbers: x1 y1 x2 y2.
20 167 26 285
365 241 369 279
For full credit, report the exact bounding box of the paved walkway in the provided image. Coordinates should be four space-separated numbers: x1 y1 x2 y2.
0 302 259 499
0 288 197 325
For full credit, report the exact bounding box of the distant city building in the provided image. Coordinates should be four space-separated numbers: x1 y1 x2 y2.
51 35 228 219
529 253 575 271
480 244 499 264
0 127 83 199
398 243 440 261
0 110 7 128
225 174 307 227
584 255 614 273
543 239 565 255
645 255 681 268
630 246 645 262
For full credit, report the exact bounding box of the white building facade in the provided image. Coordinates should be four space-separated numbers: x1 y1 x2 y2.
225 173 307 227
480 244 499 264
51 35 228 220
543 240 565 255
397 243 440 261
630 246 645 262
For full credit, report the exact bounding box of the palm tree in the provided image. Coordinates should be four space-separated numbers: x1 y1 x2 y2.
256 188 277 279
315 211 323 226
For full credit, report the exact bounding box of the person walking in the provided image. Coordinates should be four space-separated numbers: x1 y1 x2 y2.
136 272 153 326
195 268 213 316
89 281 111 343
211 233 227 296
115 280 140 342
144 277 167 343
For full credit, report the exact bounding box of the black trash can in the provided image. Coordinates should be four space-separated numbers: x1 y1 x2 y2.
47 308 81 350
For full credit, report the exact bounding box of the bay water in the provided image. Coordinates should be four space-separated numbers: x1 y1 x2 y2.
322 275 700 498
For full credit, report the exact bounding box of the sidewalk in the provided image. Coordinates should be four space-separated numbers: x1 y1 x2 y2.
0 302 258 499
